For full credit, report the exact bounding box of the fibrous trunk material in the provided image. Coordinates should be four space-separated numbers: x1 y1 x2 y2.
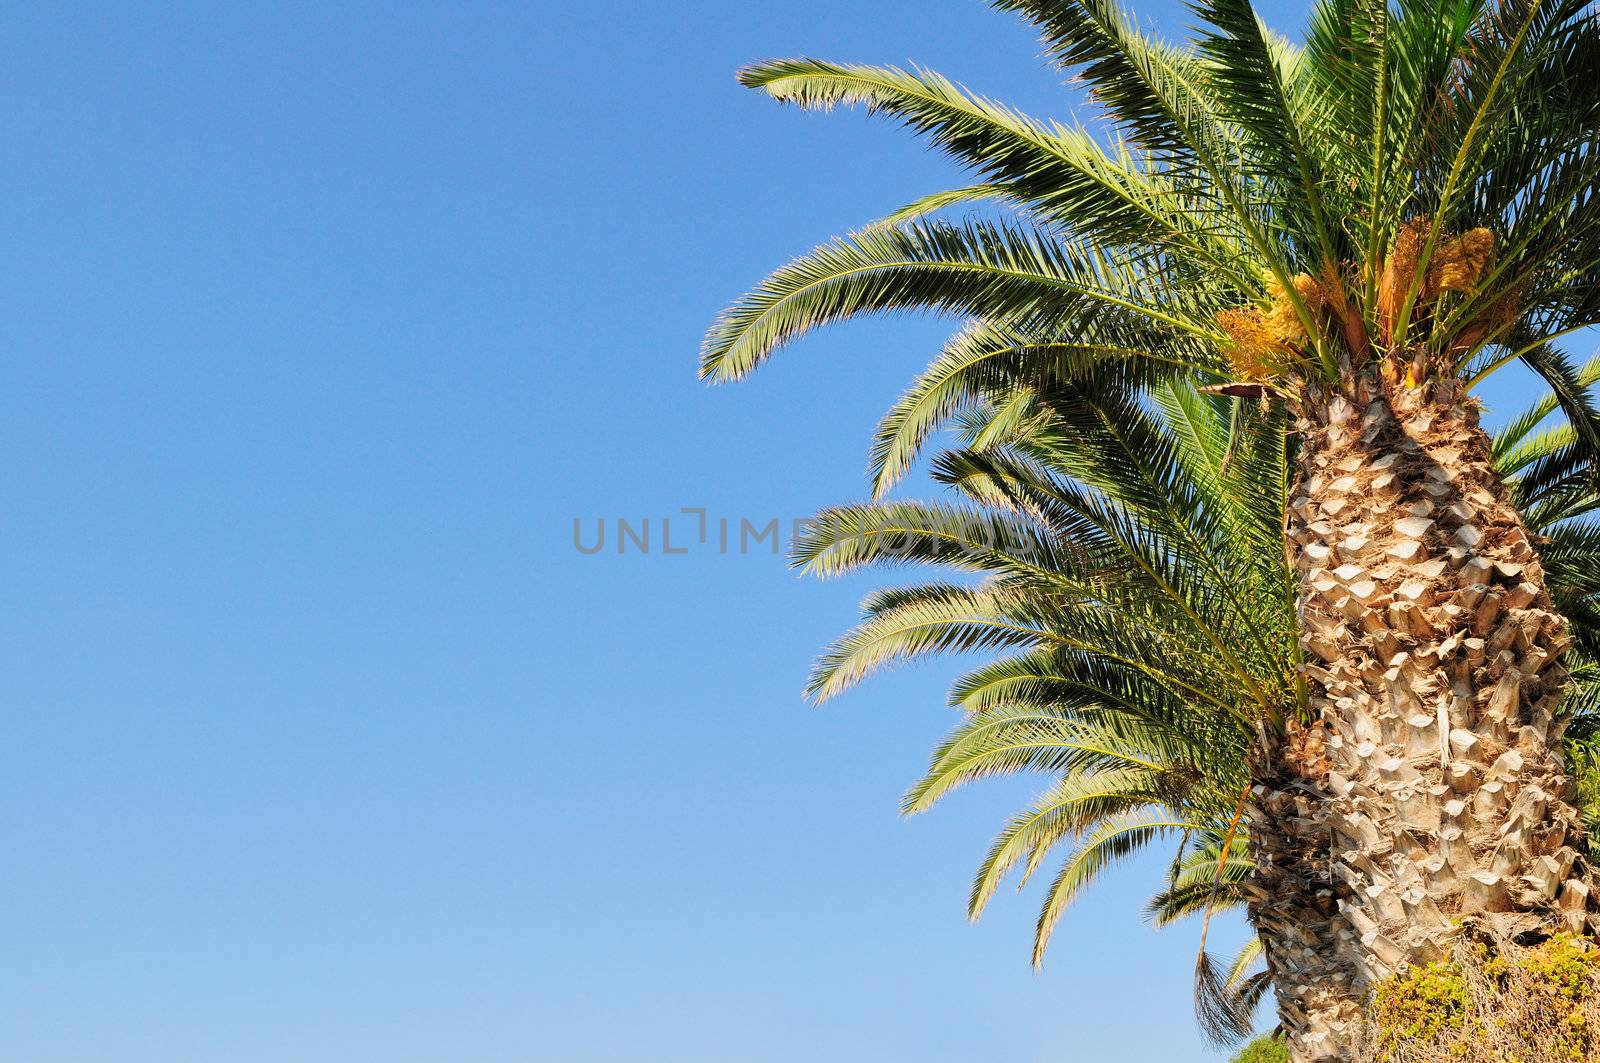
1245 723 1364 1060
1258 366 1600 1062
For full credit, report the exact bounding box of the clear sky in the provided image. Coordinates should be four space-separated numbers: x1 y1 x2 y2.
0 2 1560 1062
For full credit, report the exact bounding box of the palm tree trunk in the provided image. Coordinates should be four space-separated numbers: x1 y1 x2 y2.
1245 724 1364 1061
1273 365 1600 1060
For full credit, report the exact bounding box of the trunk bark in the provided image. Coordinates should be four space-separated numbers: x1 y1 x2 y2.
1245 722 1364 1061
1270 365 1600 1061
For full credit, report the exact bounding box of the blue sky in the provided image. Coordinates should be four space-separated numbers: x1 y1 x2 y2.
0 2 1562 1061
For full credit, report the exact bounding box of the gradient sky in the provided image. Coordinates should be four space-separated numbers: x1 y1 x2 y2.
0 2 1563 1061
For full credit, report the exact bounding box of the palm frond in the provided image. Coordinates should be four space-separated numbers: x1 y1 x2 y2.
701 219 1218 382
860 184 1017 232
1032 812 1194 967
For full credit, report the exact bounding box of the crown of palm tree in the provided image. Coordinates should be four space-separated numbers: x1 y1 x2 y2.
703 0 1600 486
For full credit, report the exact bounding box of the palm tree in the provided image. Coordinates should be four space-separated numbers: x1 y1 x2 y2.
791 363 1600 1046
703 2 1600 1056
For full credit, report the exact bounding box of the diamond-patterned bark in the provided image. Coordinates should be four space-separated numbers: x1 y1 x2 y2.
1255 368 1598 1062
